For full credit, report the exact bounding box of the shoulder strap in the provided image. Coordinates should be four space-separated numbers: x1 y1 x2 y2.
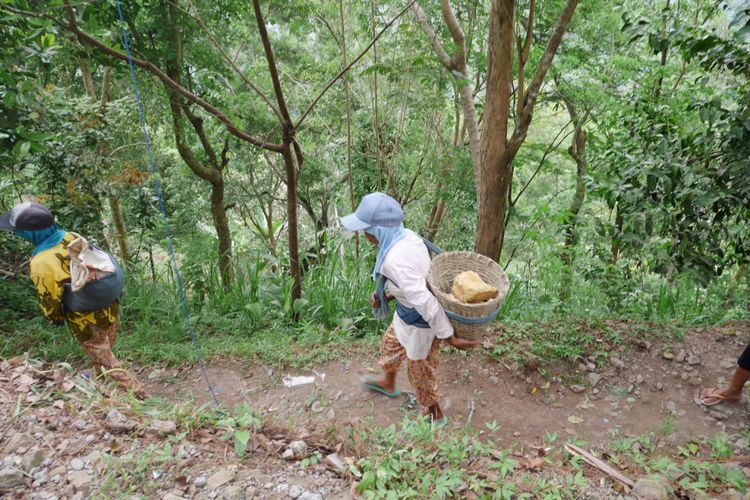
420 236 444 256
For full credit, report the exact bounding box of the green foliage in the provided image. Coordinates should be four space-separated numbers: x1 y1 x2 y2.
216 404 261 458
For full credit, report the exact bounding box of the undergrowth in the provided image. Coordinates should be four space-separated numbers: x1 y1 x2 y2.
1 233 747 369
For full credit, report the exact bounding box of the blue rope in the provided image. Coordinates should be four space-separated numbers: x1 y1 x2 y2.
115 0 220 407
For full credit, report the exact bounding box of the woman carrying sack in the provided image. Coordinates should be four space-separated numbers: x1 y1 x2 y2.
0 201 145 399
341 193 479 429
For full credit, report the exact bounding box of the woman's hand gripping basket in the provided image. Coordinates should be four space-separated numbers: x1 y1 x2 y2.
427 251 510 341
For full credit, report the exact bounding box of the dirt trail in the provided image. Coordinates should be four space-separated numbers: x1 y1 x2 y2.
146 321 750 446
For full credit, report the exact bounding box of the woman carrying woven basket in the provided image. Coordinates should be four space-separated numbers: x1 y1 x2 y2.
0 201 145 399
341 193 479 428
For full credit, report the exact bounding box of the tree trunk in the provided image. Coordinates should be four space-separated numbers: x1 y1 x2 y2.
109 195 130 266
425 198 446 241
561 101 587 265
653 0 671 101
475 0 515 261
76 58 118 254
78 57 96 100
164 0 233 289
370 0 386 191
339 0 359 257
210 180 232 289
611 206 623 264
281 142 302 304
413 0 578 262
559 98 587 302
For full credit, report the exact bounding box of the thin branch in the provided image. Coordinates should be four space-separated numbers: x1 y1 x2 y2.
296 0 417 129
412 2 453 69
58 0 282 152
179 0 283 122
504 0 579 163
252 0 293 126
107 142 147 157
440 0 466 70
511 119 573 207
316 14 340 47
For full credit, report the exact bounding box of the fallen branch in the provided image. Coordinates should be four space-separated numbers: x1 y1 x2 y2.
565 443 634 490
464 399 476 429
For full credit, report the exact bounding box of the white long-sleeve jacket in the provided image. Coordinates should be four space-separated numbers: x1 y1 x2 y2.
380 230 454 360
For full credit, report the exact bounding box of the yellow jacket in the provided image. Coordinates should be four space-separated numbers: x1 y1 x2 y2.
29 232 118 343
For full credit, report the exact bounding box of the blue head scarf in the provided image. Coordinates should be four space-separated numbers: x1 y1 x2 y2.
15 225 65 256
366 224 406 321
365 223 406 280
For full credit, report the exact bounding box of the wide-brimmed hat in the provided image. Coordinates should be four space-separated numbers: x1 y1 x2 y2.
0 202 54 231
340 192 403 231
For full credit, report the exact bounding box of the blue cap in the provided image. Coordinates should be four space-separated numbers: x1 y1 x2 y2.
340 192 403 231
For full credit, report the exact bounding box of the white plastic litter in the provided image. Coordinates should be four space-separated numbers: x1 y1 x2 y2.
282 375 316 388
282 372 326 388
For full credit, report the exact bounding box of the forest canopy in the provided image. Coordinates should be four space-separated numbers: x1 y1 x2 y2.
1 0 748 324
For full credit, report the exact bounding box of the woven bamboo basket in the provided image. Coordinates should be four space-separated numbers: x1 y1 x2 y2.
427 251 510 341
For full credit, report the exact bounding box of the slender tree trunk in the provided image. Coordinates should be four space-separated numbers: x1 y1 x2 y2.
370 0 385 191
561 101 587 265
339 0 359 257
78 57 96 100
100 65 131 266
425 199 446 241
109 195 130 265
611 206 623 264
559 99 587 302
653 0 671 101
281 142 302 303
164 0 232 288
426 91 461 240
252 0 302 305
76 58 118 254
413 0 578 262
210 180 232 289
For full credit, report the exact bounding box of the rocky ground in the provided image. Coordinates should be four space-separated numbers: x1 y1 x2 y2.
0 358 350 499
1 320 749 498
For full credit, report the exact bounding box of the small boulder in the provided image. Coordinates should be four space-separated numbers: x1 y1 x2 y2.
610 357 625 370
105 409 135 433
206 469 235 490
106 409 128 424
3 433 34 455
451 271 499 303
67 470 91 493
587 373 602 388
222 484 244 500
0 467 26 489
148 420 177 436
632 477 669 500
324 453 347 475
298 492 323 500
570 385 585 393
288 440 308 458
22 448 46 472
